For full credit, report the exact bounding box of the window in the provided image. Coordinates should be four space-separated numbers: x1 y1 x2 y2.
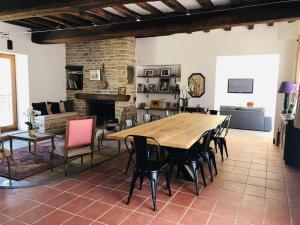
0 54 17 131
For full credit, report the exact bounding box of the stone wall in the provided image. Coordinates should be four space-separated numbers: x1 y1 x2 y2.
66 37 136 119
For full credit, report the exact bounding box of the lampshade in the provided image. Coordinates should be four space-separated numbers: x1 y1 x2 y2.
278 81 295 93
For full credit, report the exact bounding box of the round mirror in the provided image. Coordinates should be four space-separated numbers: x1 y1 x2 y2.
188 73 205 97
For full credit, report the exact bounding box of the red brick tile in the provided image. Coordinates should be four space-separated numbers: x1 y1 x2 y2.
264 212 291 225
137 199 166 216
79 201 112 220
249 170 266 179
265 199 289 215
150 218 177 225
83 186 112 200
2 219 25 225
34 210 73 225
241 194 265 210
86 174 111 185
120 212 153 225
266 189 288 202
170 191 195 207
213 202 239 219
117 195 147 210
191 196 217 213
16 204 55 224
30 187 62 202
53 179 80 191
46 192 77 208
246 177 266 187
157 203 187 223
100 190 127 205
0 200 38 218
73 171 97 181
266 179 286 190
244 184 266 197
67 182 96 195
101 178 127 189
237 206 264 225
63 215 93 225
61 197 94 214
0 214 11 224
207 215 236 225
98 206 132 225
180 209 210 225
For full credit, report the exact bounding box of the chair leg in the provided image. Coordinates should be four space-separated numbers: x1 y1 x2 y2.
165 171 172 196
204 152 213 183
149 172 159 211
223 138 228 158
139 174 144 190
7 157 11 180
127 169 139 205
91 153 93 168
199 162 206 187
190 161 199 196
218 139 224 162
65 159 68 177
125 152 133 175
214 139 218 153
118 140 121 154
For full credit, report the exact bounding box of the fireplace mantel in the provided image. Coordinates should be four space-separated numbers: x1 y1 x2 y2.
75 93 130 101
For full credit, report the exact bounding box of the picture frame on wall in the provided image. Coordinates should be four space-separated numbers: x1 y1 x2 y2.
89 69 101 80
160 68 171 77
118 87 126 95
144 69 154 77
148 84 157 93
150 100 160 109
159 78 170 92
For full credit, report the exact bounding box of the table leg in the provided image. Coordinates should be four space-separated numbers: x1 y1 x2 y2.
9 138 13 158
34 141 38 162
28 141 31 153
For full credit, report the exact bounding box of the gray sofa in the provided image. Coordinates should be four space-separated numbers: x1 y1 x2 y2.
220 106 272 132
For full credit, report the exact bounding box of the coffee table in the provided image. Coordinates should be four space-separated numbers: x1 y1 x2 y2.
8 132 56 162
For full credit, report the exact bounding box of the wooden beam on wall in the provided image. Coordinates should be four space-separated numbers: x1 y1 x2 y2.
32 1 300 44
0 0 151 21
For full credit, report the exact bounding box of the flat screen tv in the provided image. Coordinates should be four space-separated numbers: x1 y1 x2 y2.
228 78 254 93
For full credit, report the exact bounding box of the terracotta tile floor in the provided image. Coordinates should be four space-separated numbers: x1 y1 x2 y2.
0 129 300 225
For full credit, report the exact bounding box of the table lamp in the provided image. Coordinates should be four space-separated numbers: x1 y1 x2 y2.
278 81 295 114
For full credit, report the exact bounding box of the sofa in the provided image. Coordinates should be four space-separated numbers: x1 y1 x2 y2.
220 105 272 132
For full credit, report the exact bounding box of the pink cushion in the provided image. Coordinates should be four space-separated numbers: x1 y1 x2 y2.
67 118 94 148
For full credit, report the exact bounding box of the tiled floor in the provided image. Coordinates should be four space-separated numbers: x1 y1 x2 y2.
0 129 300 225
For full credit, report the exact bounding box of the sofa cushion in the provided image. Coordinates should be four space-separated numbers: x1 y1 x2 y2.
62 100 74 112
32 102 48 115
48 102 60 114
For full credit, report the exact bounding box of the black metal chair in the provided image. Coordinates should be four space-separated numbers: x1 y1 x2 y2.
168 130 216 196
125 135 171 211
214 116 231 161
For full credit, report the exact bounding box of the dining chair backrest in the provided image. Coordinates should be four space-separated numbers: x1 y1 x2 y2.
124 119 139 129
199 130 213 152
65 116 96 149
219 115 231 137
125 135 160 171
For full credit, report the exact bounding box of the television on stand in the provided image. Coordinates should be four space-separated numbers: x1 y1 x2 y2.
228 78 254 94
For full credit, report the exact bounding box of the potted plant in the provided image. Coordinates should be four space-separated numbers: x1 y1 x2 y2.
176 82 191 107
24 107 41 136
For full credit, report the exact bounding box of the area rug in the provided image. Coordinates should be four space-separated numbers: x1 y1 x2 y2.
0 138 124 181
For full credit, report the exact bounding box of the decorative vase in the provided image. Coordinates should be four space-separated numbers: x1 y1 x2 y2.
28 129 35 136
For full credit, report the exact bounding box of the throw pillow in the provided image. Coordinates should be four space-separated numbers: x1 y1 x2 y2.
32 102 48 115
46 104 53 114
48 102 61 114
63 100 74 112
59 102 66 113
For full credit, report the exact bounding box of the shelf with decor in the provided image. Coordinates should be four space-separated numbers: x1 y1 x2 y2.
66 65 83 90
136 64 181 118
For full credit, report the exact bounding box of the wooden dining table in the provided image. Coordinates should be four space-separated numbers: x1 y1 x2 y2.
107 113 227 150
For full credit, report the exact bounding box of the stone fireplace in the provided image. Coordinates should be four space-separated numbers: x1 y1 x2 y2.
88 100 115 125
66 37 136 120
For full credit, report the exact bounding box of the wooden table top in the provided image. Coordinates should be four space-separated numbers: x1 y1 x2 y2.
107 113 226 149
8 132 55 141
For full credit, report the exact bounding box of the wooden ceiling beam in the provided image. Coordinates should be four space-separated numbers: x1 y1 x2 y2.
27 17 62 28
162 0 187 13
230 0 243 6
196 0 214 9
74 11 108 24
0 0 151 21
137 3 164 15
7 20 41 30
42 16 76 27
32 1 300 44
89 8 123 21
55 14 90 26
111 5 142 19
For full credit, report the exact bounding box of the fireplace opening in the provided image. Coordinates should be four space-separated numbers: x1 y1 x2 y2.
88 100 115 126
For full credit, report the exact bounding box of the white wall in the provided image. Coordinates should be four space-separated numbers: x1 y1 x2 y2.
136 22 300 135
0 22 66 103
0 22 66 129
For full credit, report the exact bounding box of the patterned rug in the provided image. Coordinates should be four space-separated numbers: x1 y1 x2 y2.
0 138 124 181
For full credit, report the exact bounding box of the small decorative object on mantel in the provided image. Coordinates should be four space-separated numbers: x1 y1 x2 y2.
99 63 108 89
148 84 157 93
177 82 191 107
127 66 135 84
24 107 41 136
160 68 171 77
144 69 154 77
118 87 126 95
150 100 160 109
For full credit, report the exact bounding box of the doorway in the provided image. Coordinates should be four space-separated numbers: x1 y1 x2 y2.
0 54 17 132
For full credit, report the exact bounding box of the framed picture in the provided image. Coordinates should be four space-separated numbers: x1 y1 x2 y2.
118 87 126 95
148 84 157 93
89 69 101 80
144 69 154 77
150 100 160 109
160 68 171 77
137 83 143 93
159 78 170 92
